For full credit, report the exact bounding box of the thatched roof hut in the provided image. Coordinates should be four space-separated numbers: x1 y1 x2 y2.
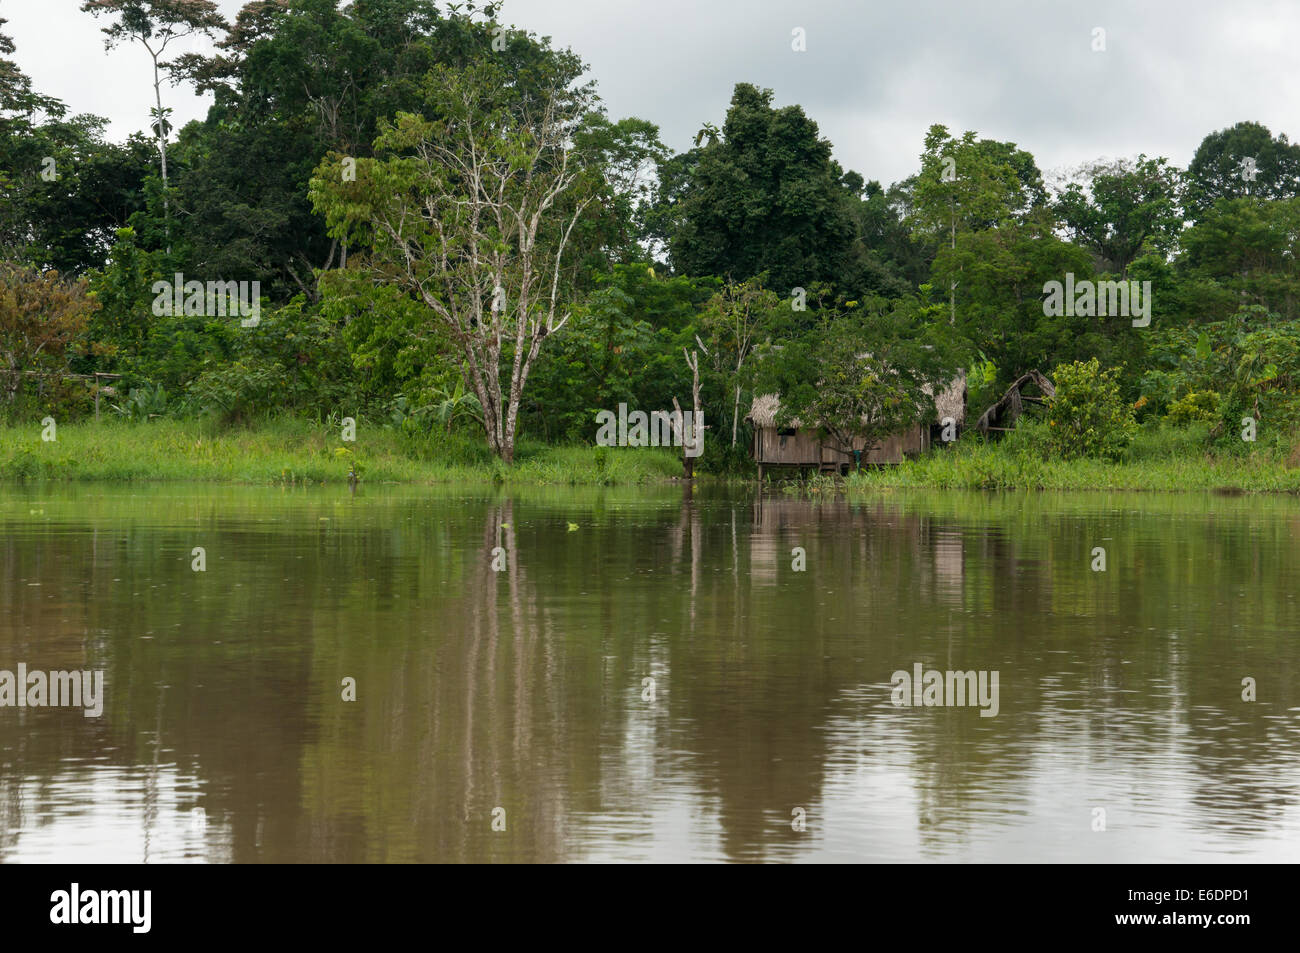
745 371 967 474
746 372 967 430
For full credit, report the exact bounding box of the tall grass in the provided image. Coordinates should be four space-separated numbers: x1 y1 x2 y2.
839 421 1300 493
0 417 685 486
7 416 1295 492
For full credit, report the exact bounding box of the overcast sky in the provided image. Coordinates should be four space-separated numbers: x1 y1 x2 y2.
4 0 1298 187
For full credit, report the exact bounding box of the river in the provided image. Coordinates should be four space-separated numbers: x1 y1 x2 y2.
1 484 1297 862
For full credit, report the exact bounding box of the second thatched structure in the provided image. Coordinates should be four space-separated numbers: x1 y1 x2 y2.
974 370 1055 436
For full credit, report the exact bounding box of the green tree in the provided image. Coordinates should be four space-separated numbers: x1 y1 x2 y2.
1180 197 1300 321
1143 306 1300 443
650 83 858 297
841 178 927 298
523 264 709 440
318 266 449 409
909 125 1038 324
178 1 451 296
1054 155 1183 274
10 119 153 274
699 277 783 446
1186 121 1300 219
312 58 601 462
944 221 1100 389
80 1 228 238
170 1 577 302
81 227 167 360
570 114 671 269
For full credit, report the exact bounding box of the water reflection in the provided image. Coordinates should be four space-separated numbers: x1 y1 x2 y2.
2 764 227 863
1 486 1298 862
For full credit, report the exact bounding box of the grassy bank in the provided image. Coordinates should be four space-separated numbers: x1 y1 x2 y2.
5 417 1298 492
0 418 685 486
837 422 1300 493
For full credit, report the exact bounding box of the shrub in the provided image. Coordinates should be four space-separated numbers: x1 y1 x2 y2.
1126 420 1212 461
187 360 288 426
1166 390 1220 426
1000 417 1054 457
0 264 97 409
1046 358 1137 460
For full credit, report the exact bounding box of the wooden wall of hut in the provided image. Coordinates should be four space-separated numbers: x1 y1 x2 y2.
753 423 930 474
754 427 823 467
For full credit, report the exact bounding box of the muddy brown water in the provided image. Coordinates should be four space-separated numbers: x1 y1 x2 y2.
1 485 1297 862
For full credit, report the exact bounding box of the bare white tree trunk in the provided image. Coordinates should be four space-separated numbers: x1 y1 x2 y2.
148 46 169 223
671 344 705 479
369 79 593 464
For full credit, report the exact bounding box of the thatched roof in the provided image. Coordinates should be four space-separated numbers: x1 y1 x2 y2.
746 371 967 430
928 375 968 425
975 370 1055 435
747 393 792 429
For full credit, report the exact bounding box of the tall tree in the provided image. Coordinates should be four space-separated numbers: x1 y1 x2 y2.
1180 197 1300 321
0 19 153 273
909 125 1030 324
312 60 600 463
80 0 228 236
15 120 153 274
1185 121 1300 219
170 0 568 301
698 277 782 446
0 17 67 262
1054 155 1183 275
841 178 926 299
650 83 858 298
945 222 1103 387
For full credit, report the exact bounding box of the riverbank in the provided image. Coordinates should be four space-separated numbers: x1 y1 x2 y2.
837 424 1300 493
3 418 1297 492
0 418 684 486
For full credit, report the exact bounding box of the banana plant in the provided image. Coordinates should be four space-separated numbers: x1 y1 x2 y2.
433 380 484 434
111 382 167 421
